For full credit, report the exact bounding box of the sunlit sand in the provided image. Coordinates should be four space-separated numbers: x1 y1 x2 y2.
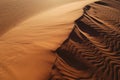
0 0 99 80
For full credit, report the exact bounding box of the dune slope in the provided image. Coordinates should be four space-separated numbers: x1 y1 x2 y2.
0 0 98 80
50 0 120 80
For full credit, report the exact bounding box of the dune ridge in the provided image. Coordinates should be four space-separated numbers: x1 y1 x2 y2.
0 0 99 80
50 0 120 80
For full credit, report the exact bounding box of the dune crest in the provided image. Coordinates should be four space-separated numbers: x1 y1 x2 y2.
0 0 99 80
50 0 120 80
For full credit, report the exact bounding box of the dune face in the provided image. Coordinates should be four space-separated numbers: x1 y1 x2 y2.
0 0 99 80
50 0 120 80
1 0 120 80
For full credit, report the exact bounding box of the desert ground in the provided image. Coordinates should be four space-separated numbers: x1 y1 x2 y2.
50 0 120 80
0 0 99 80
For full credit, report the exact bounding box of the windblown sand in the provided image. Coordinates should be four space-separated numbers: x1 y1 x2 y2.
0 0 98 80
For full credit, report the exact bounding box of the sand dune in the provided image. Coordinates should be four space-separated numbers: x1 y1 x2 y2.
50 0 120 80
0 0 99 80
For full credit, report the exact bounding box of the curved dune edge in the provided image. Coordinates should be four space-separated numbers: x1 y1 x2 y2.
0 0 99 80
50 0 120 80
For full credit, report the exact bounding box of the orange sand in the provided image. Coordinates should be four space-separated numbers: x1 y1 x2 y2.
0 0 99 80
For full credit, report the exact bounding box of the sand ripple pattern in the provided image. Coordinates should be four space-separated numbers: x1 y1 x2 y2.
50 0 120 80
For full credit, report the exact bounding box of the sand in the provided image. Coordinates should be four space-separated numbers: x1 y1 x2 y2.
0 0 81 35
0 0 99 80
50 0 120 80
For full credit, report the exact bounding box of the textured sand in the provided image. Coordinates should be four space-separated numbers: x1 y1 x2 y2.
0 0 98 80
50 0 120 80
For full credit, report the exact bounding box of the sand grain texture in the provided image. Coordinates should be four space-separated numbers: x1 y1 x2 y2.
0 0 98 80
50 0 120 80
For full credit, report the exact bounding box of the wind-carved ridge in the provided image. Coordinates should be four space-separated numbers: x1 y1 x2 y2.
50 0 120 80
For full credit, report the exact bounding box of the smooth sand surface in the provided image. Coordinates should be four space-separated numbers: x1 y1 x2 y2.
0 0 81 35
0 0 98 80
